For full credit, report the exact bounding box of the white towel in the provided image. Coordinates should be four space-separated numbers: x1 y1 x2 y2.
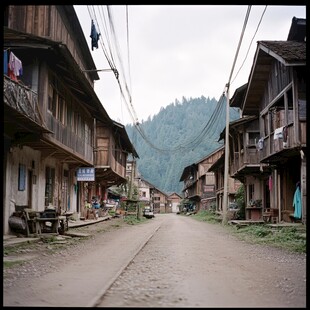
274 126 284 140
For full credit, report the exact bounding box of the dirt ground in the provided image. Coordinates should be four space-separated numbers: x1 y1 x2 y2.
3 214 306 307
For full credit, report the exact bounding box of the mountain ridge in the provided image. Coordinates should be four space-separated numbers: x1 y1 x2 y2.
126 95 240 195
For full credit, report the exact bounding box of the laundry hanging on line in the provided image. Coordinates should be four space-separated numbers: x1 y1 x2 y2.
4 50 23 81
273 126 284 140
90 20 101 51
293 182 302 219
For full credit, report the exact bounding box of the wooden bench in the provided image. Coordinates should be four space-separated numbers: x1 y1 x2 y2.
24 208 60 235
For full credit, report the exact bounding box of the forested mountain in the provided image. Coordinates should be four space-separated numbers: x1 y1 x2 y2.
125 95 240 196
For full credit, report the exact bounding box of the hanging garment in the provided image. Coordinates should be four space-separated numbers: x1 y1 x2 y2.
257 137 264 151
293 184 302 219
4 50 8 74
90 20 100 51
8 51 23 80
274 126 284 140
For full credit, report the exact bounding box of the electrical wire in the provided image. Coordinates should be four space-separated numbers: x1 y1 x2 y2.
83 6 243 154
90 5 230 154
231 5 267 86
227 5 252 87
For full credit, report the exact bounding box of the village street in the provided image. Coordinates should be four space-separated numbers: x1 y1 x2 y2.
3 213 306 308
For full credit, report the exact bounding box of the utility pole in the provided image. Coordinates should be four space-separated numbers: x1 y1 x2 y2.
128 159 135 199
222 84 230 225
221 6 251 224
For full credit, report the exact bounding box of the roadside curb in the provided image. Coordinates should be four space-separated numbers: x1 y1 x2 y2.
3 215 114 248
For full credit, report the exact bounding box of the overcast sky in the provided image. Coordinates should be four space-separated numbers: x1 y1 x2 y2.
74 5 306 125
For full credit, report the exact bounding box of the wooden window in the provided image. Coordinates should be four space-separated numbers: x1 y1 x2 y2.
66 99 72 127
45 166 55 206
299 100 306 121
248 132 260 146
249 184 254 201
48 84 53 112
85 123 91 145
18 164 26 191
58 95 66 125
48 83 57 117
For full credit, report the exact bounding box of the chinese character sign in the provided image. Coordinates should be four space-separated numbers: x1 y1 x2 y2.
77 167 95 181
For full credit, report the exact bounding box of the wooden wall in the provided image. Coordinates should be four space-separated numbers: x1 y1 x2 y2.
8 5 94 86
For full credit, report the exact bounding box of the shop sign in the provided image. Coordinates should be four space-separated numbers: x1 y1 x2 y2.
77 167 95 181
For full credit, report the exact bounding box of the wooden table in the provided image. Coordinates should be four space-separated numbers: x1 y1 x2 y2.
36 216 59 234
246 207 262 221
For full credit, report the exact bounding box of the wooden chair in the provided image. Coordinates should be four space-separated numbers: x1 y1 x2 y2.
270 208 279 223
23 208 41 236
262 208 272 222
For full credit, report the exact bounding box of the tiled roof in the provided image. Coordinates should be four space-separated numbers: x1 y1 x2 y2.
259 40 306 63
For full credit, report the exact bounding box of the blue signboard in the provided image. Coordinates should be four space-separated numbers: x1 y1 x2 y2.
77 167 95 181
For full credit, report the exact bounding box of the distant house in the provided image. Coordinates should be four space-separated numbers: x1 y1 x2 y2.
136 177 168 214
167 192 182 213
125 161 169 213
179 146 229 211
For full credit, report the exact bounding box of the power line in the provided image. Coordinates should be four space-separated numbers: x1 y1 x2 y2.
222 5 252 224
88 6 230 154
82 6 239 155
231 5 267 86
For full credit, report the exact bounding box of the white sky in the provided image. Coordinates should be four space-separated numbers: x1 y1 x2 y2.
74 5 306 125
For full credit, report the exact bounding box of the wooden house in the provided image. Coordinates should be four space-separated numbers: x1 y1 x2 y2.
207 146 242 214
179 163 199 211
167 192 182 213
221 16 306 224
241 17 306 224
179 146 227 211
3 5 137 234
135 177 168 214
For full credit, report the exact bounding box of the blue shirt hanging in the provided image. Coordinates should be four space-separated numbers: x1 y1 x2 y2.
4 50 8 74
293 183 302 219
90 20 100 51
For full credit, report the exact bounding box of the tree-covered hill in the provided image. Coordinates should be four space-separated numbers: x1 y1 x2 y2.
126 95 240 196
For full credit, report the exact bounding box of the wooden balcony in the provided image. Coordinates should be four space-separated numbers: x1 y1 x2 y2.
4 75 94 165
4 75 50 133
260 123 305 164
231 147 262 179
46 114 93 163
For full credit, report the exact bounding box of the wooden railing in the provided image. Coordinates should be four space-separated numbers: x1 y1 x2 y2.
47 113 93 162
231 121 305 170
4 75 47 129
262 124 298 159
231 147 260 175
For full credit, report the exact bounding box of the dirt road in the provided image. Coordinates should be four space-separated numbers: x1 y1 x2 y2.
3 214 306 307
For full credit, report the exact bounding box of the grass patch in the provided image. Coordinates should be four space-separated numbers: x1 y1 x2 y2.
123 215 147 225
191 210 221 223
41 235 58 243
192 210 306 254
3 260 24 268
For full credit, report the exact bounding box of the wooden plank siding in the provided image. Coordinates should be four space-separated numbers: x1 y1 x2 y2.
95 124 127 178
8 5 94 86
46 113 93 162
95 124 111 167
